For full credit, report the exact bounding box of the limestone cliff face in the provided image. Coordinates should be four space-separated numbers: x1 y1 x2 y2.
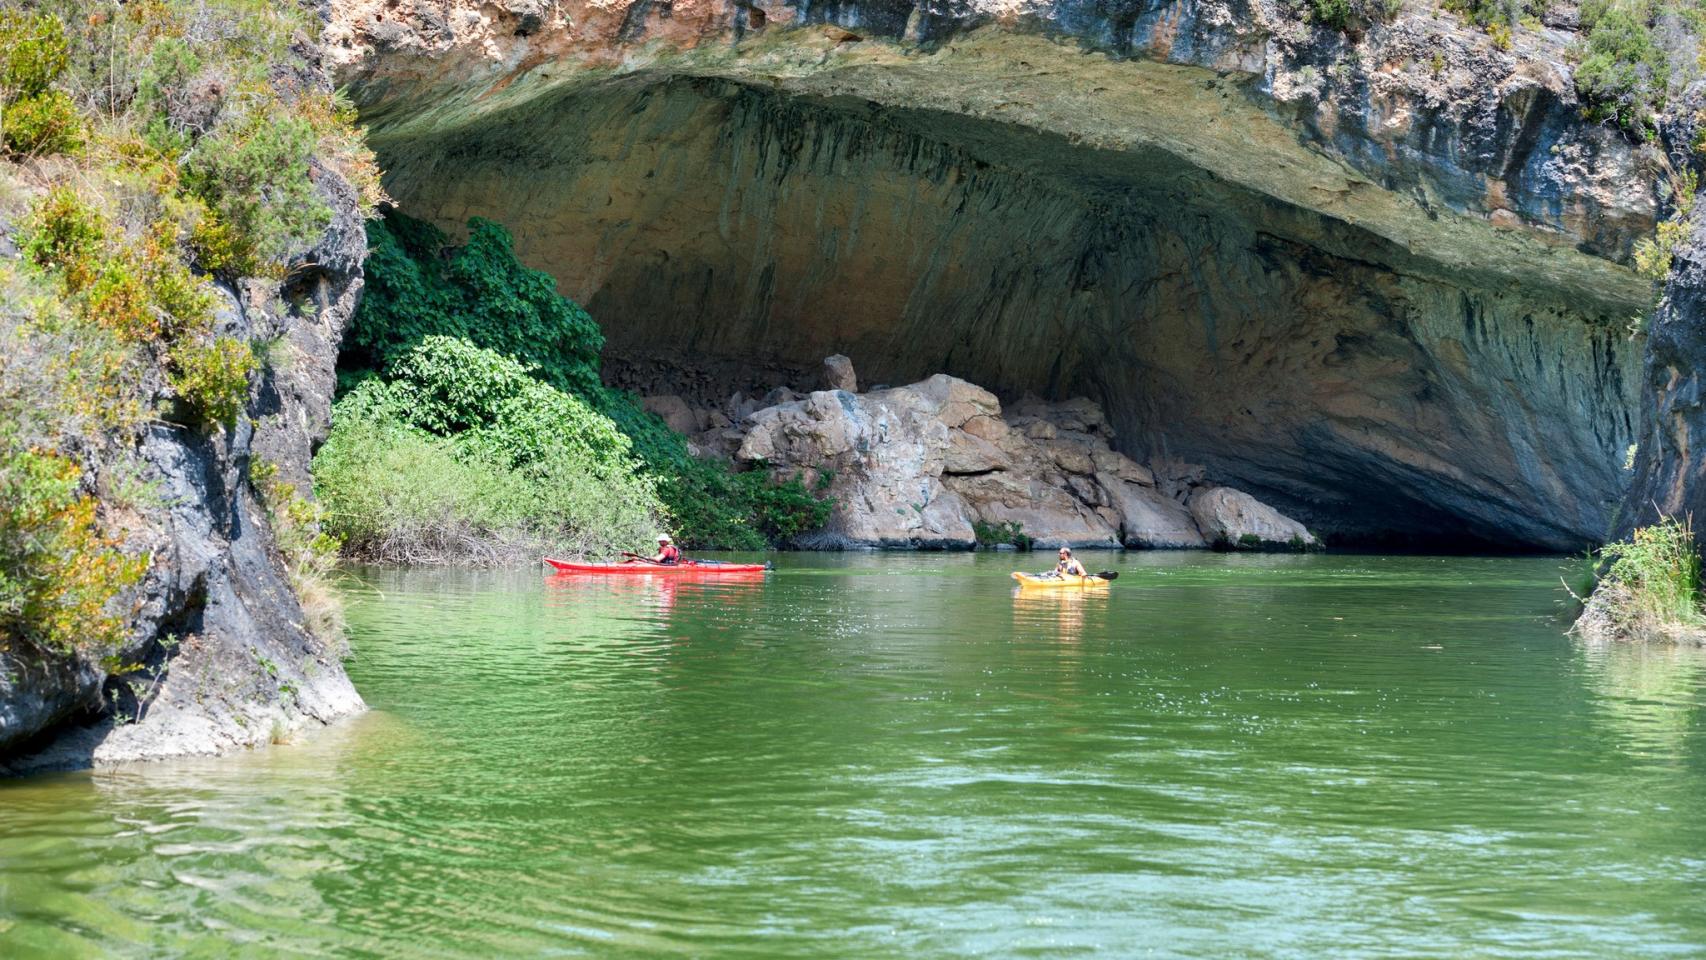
0 82 368 772
330 0 1659 549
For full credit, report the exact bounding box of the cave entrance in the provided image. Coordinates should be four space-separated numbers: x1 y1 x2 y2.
364 73 1639 551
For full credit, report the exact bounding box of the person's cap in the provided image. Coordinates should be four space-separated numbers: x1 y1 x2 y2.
657 534 672 543
1059 547 1072 553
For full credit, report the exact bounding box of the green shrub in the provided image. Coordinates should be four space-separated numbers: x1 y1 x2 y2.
135 35 204 157
733 468 836 544
364 336 641 482
1632 168 1697 283
974 519 1034 550
315 336 667 562
1582 516 1705 638
1573 3 1670 136
345 214 605 395
22 186 105 293
1289 0 1402 30
3 89 82 155
0 442 145 656
342 212 835 550
0 10 69 101
313 414 662 565
168 336 257 428
183 101 330 276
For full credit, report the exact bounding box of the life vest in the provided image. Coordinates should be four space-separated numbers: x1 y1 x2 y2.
660 544 680 565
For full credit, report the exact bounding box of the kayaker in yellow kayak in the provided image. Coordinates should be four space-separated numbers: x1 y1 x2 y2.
1053 547 1087 578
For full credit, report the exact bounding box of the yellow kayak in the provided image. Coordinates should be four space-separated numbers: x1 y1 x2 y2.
1011 572 1111 589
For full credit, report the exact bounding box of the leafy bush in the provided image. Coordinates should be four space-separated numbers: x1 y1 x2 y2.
1574 4 1671 136
1288 0 1401 31
1577 516 1706 640
345 214 605 395
314 411 662 566
974 519 1034 550
22 186 105 293
353 336 641 481
0 9 69 100
1633 168 1697 282
3 89 82 156
342 212 835 550
0 442 145 656
315 337 666 563
168 336 257 428
733 469 835 544
183 102 330 277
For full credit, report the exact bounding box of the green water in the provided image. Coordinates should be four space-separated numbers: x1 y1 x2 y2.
3 552 1706 958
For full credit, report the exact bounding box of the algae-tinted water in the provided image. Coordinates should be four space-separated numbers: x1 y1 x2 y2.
3 552 1705 957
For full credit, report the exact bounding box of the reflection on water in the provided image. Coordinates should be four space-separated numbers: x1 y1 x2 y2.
2 551 1704 958
1578 641 1706 759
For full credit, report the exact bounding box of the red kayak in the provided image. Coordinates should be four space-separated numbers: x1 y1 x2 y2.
544 557 771 575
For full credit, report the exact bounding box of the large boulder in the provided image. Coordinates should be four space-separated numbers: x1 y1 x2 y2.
1188 486 1319 549
1099 477 1207 549
737 384 977 547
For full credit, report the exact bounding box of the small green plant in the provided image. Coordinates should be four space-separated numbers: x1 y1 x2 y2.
168 336 257 428
0 443 145 656
22 186 106 293
183 102 331 277
731 468 835 544
1578 516 1706 640
3 88 82 155
0 11 80 157
1572 2 1671 138
1632 168 1697 284
974 519 1034 550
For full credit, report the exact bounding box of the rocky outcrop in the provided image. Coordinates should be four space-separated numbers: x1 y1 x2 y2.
1623 199 1706 533
327 0 1656 550
0 74 368 773
691 362 1314 549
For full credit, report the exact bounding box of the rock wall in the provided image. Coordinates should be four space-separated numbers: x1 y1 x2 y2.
1623 200 1706 534
0 85 368 774
330 0 1658 549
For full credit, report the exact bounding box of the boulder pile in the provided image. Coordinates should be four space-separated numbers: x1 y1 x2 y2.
646 358 1318 551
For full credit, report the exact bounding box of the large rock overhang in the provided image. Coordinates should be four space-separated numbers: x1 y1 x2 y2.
335 4 1658 550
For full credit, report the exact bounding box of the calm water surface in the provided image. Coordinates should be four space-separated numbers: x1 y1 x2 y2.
3 552 1705 958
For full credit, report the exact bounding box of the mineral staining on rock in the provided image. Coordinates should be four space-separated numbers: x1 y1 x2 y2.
328 0 1656 550
672 360 1317 550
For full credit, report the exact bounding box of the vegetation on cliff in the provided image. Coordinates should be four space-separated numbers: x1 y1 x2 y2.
324 212 829 557
1575 517 1706 642
1 1 375 662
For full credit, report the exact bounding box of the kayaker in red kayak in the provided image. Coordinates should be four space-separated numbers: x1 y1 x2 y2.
648 534 680 565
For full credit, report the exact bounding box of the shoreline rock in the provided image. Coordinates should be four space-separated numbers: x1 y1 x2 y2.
678 358 1319 551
